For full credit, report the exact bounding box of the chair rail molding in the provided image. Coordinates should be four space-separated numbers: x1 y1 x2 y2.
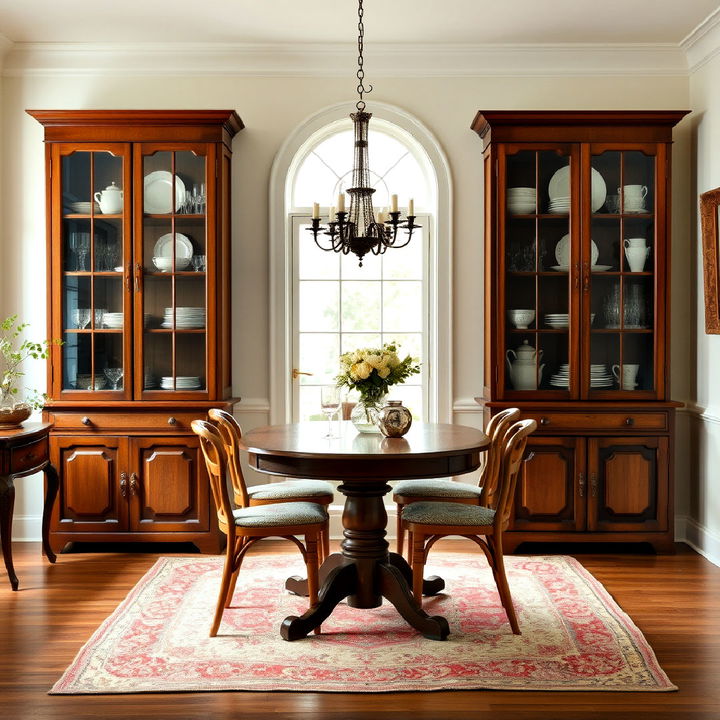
269 100 453 426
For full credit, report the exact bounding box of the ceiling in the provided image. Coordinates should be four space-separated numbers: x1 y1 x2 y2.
0 0 718 45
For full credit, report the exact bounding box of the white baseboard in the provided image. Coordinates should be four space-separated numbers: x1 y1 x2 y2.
11 514 42 542
675 514 720 568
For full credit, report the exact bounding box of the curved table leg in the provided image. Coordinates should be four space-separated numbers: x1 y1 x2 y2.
285 552 344 596
387 552 445 597
378 562 450 640
0 474 19 591
41 463 58 564
281 562 357 641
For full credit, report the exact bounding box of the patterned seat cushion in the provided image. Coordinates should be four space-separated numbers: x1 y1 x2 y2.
402 501 496 527
247 480 334 500
232 502 327 528
393 479 483 499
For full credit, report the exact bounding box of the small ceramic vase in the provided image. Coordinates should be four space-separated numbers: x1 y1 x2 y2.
376 400 412 438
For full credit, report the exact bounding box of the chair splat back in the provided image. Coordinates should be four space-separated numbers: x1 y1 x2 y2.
479 408 521 508
192 420 235 532
494 419 537 531
208 408 249 508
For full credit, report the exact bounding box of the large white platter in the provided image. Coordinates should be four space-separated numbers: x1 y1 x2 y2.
144 171 186 214
548 166 607 212
554 235 599 266
153 233 193 260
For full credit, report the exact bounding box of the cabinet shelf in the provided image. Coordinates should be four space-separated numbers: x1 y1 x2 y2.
144 213 205 220
64 328 123 334
145 271 206 277
63 213 123 219
144 328 206 333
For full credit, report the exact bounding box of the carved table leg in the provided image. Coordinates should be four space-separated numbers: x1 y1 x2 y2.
281 562 357 640
41 463 58 564
387 551 445 596
0 474 18 590
378 562 450 640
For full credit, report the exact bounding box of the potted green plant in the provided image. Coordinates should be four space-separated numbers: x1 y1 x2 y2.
0 315 60 429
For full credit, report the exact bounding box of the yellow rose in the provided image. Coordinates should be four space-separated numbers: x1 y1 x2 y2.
352 361 372 380
378 366 391 379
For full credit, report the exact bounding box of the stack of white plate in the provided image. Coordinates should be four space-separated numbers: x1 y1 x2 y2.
160 376 202 390
548 196 571 214
69 201 101 214
507 187 536 215
161 307 205 329
550 364 570 388
75 374 107 390
104 312 124 329
590 364 614 388
545 313 569 329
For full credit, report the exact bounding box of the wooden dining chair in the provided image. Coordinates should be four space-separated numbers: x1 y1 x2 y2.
192 419 327 637
401 418 537 635
392 408 521 558
208 408 334 561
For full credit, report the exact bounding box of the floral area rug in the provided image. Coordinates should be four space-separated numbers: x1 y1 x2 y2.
50 553 676 694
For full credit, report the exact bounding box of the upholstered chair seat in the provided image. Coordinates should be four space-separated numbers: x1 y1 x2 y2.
232 502 327 527
247 480 335 501
401 501 496 526
393 479 484 499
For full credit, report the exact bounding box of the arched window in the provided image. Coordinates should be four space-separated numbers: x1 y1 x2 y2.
270 103 452 426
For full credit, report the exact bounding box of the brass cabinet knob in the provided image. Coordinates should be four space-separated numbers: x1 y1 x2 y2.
625 417 634 426
540 417 550 426
168 416 177 425
81 416 91 426
119 472 128 498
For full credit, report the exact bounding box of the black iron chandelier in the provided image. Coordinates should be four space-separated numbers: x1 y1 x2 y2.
308 0 419 267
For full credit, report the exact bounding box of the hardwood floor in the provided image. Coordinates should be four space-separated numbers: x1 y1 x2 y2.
1 540 719 720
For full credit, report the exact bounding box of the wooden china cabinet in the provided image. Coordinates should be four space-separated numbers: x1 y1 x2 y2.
472 110 688 553
28 110 243 553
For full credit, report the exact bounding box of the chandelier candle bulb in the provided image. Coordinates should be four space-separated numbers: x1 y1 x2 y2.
408 198 415 216
329 206 336 221
312 202 320 219
338 194 345 212
391 194 398 212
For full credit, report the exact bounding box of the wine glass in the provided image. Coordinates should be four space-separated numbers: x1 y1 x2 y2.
104 367 123 390
320 385 341 438
74 308 91 329
76 233 90 271
191 254 206 272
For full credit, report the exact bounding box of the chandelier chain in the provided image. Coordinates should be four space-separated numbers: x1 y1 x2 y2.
355 0 372 112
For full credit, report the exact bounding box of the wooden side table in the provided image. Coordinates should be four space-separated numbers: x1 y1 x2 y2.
0 422 58 590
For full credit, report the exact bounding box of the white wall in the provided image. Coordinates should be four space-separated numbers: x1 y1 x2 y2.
0 67 692 540
683 48 720 564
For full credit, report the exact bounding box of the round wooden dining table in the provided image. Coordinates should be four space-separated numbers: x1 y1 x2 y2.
242 420 490 641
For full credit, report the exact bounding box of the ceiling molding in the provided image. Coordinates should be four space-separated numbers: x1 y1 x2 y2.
681 6 720 73
2 41 689 78
0 33 13 70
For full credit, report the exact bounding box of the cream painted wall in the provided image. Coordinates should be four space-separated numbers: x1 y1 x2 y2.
685 54 720 563
0 71 692 540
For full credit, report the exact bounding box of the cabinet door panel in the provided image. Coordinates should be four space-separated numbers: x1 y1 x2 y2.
587 436 668 531
129 437 209 532
510 436 585 531
51 436 128 531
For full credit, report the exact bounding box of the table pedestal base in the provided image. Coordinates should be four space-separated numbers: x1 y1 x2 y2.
282 478 449 641
281 552 449 641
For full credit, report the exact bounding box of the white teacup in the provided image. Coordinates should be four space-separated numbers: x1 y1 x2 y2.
612 363 639 390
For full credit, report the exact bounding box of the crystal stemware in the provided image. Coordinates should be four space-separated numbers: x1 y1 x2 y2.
76 233 90 271
320 385 341 438
74 308 91 329
104 367 123 390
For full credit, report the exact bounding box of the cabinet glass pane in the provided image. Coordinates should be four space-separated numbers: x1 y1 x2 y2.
590 149 656 394
505 149 571 394
141 149 208 394
61 150 126 394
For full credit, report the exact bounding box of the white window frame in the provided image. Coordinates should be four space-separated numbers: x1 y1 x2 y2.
270 101 453 425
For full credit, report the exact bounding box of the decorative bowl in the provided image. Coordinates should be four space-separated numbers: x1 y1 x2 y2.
508 309 535 329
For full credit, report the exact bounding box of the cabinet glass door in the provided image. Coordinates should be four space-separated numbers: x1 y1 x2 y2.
501 146 578 397
58 146 131 398
137 146 209 397
587 148 657 397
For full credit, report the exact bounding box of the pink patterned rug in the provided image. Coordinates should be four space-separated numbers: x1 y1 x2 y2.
51 554 675 694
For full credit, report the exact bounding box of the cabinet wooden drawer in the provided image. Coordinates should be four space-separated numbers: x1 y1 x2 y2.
10 436 48 474
48 412 204 432
523 411 668 433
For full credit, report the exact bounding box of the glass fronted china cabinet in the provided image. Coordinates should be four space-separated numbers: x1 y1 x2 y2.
28 110 243 553
472 110 688 553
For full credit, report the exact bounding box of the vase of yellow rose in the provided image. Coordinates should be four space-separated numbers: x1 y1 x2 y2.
337 342 420 434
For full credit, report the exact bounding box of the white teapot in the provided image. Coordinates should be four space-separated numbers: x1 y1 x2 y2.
506 340 544 390
94 182 123 214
